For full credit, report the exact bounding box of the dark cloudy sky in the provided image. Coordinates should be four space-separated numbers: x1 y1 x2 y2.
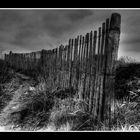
0 9 140 61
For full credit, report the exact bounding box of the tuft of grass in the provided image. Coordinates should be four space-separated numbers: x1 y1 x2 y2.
108 98 140 131
112 124 140 131
49 97 93 131
0 80 55 131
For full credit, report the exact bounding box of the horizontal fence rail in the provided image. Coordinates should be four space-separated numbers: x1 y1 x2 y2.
4 13 121 126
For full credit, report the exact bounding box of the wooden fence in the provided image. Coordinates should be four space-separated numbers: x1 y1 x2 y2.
4 13 121 125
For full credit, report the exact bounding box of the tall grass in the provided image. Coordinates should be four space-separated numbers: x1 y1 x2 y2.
1 57 140 131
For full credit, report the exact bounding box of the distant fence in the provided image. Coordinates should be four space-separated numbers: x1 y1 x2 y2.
5 13 121 125
5 51 41 71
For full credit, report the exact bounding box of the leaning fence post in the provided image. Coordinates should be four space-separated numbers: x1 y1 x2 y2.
89 31 97 113
102 13 121 128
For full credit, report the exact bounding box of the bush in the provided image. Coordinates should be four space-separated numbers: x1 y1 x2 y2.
115 62 140 99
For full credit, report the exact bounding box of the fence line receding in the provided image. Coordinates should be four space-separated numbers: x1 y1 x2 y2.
4 13 121 125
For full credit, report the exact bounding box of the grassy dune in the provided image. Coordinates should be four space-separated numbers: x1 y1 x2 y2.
0 58 140 131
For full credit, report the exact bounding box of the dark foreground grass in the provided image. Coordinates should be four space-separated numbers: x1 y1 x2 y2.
0 61 91 131
0 60 92 131
2 80 140 132
1 59 140 131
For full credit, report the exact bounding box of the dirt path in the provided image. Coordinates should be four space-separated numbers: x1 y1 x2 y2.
0 72 40 131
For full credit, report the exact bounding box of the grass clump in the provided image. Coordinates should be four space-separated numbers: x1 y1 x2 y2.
49 97 93 131
112 99 140 131
0 83 54 131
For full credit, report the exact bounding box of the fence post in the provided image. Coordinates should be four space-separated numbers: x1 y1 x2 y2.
78 35 83 100
102 13 121 127
97 23 106 121
80 36 85 100
92 27 101 121
89 31 97 113
88 31 93 100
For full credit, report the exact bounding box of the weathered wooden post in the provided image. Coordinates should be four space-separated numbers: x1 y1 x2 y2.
79 36 85 100
92 27 101 121
83 33 89 101
97 23 106 121
78 35 83 100
89 31 97 113
102 13 121 128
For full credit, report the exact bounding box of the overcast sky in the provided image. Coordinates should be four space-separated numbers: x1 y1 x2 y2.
0 9 140 61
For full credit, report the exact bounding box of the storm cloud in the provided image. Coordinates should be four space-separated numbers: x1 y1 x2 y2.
0 9 140 61
0 9 94 53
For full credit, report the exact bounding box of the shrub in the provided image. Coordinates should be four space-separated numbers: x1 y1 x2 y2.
115 62 140 99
